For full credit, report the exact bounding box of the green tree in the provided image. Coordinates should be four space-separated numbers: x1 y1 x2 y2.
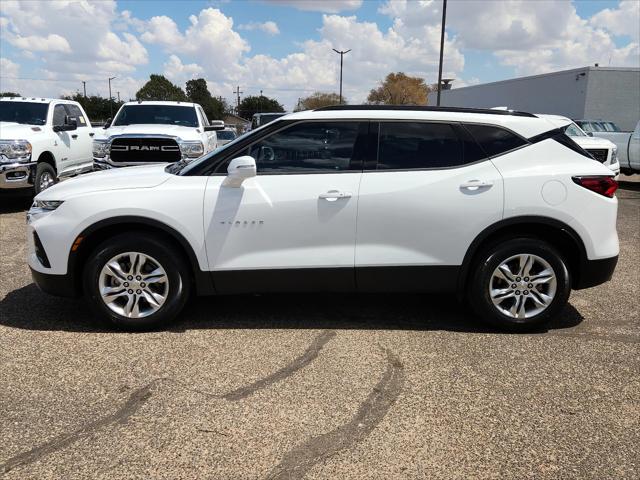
367 72 430 105
135 74 187 102
295 92 344 111
61 93 124 123
1 92 21 97
185 78 226 121
238 95 284 120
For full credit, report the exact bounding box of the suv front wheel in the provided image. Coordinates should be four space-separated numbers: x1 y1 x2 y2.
83 233 191 330
468 238 571 332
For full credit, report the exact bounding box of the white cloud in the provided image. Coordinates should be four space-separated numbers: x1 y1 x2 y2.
380 0 640 77
7 33 71 53
239 21 280 36
264 0 363 13
590 0 640 41
163 55 205 84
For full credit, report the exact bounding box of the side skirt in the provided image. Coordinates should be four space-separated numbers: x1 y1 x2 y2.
210 266 460 295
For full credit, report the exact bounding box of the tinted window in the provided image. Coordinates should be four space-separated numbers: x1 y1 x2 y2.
248 121 364 173
0 101 48 125
464 124 527 157
52 105 66 126
377 122 464 169
65 104 87 127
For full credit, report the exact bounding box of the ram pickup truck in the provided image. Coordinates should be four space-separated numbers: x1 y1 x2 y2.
591 121 640 175
1 97 94 193
537 114 620 176
93 101 221 169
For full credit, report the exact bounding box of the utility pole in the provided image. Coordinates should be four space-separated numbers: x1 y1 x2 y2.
117 91 120 103
234 85 243 114
82 81 86 98
436 0 448 107
332 48 351 104
108 76 117 118
259 89 263 113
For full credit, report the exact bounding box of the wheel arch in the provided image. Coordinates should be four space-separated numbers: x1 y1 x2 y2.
69 216 214 296
457 216 588 296
37 151 57 172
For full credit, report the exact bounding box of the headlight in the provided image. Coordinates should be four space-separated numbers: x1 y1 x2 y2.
92 139 110 158
27 200 64 224
33 200 64 210
180 141 204 158
0 139 32 163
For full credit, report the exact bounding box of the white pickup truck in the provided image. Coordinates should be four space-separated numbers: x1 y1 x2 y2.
591 121 640 175
0 97 94 193
93 101 221 169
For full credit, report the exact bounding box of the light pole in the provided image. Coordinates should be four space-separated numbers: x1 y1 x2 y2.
82 81 86 98
332 48 351 104
108 76 117 118
436 0 448 106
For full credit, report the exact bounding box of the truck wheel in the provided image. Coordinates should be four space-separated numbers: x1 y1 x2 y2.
468 238 571 332
34 162 57 194
83 233 191 331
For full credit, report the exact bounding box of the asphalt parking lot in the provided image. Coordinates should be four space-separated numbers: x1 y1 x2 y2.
1 177 638 479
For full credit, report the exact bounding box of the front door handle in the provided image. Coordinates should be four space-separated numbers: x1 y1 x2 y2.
319 190 352 201
89 132 95 137
71 134 78 139
460 179 493 190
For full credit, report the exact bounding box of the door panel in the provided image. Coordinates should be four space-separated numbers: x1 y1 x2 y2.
203 173 361 293
355 161 504 290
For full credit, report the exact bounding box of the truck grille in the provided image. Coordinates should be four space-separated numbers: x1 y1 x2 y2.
110 137 181 164
586 148 608 163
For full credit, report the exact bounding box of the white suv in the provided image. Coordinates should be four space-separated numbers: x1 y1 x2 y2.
27 106 619 331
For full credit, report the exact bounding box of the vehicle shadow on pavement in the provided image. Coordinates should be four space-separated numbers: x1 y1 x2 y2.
0 283 584 334
0 193 32 214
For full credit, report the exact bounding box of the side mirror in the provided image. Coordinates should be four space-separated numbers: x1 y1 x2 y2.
204 125 224 131
52 120 77 132
587 132 593 137
103 118 112 129
223 155 256 188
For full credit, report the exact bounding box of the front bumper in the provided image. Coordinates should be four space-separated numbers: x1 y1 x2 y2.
0 161 36 189
30 267 78 297
574 255 618 289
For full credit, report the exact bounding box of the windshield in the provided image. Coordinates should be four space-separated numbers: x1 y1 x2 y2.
563 122 587 137
217 130 236 140
113 105 198 127
0 101 49 125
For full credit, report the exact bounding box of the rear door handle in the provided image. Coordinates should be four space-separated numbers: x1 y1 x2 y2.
460 179 493 190
319 190 352 201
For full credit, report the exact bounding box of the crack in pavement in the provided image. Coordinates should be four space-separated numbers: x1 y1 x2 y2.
223 330 337 401
265 349 405 480
1 382 154 474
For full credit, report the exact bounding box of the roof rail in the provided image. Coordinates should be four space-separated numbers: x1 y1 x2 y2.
314 104 537 118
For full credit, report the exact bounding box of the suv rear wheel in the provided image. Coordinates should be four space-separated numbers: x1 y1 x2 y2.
468 238 571 332
83 233 191 330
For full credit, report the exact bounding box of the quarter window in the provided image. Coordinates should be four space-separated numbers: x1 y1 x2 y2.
377 122 464 169
464 124 528 157
248 121 365 173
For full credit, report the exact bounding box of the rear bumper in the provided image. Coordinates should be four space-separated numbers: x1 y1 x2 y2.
575 255 618 289
30 267 78 297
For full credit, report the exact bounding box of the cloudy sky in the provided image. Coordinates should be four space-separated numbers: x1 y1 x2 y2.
1 0 638 110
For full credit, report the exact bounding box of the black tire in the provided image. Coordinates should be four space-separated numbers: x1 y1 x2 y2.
468 237 571 332
83 233 191 331
34 162 57 194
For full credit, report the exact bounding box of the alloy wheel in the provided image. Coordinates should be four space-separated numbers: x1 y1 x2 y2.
98 252 169 318
489 253 557 319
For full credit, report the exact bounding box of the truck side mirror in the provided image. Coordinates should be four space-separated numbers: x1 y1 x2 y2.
103 118 112 129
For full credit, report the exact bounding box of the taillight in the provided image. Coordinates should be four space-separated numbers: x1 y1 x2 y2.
572 176 618 198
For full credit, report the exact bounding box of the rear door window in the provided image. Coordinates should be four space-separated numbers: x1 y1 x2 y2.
463 124 528 157
377 122 465 169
